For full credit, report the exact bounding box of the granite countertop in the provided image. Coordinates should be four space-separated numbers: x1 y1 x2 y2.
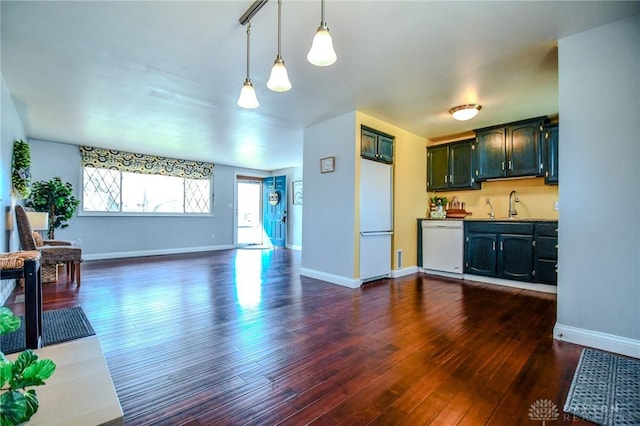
420 217 557 222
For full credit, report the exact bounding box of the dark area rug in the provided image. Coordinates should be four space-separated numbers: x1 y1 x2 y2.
564 347 640 425
1 306 95 355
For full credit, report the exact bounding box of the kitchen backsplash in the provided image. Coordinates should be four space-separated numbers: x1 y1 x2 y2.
427 177 559 220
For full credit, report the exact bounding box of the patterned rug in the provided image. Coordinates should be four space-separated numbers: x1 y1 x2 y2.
564 348 640 425
1 306 95 354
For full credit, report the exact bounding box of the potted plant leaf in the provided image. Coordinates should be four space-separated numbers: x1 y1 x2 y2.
26 177 80 239
0 307 56 425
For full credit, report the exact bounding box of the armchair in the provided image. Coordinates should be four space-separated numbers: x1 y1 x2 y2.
15 205 82 286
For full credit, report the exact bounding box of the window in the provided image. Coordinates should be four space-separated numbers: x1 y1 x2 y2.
83 167 211 214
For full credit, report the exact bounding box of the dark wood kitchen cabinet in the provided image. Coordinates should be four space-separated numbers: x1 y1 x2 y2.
475 117 547 180
361 126 394 164
544 123 559 185
533 222 558 285
427 139 480 192
465 221 534 282
465 220 558 285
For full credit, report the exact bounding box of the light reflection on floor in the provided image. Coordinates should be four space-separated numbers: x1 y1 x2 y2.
234 248 272 309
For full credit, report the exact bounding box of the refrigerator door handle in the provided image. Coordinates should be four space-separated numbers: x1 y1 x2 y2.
360 231 394 236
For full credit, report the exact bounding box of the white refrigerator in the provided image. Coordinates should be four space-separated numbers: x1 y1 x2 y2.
360 158 393 282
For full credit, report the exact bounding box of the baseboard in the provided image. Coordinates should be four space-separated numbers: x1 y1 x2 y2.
421 268 464 280
83 244 235 261
553 323 640 359
391 266 418 278
299 267 361 289
462 274 557 294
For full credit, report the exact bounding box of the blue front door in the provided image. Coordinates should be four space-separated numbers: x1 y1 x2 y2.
263 175 287 247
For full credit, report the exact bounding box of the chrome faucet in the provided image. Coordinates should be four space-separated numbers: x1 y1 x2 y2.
509 190 520 218
486 198 494 219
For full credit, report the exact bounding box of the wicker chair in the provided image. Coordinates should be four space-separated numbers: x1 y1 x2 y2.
15 205 82 286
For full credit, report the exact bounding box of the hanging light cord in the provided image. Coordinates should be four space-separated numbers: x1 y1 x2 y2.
276 0 283 59
245 22 251 81
320 0 327 27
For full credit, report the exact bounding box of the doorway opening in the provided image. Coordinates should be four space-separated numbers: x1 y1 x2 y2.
236 177 264 246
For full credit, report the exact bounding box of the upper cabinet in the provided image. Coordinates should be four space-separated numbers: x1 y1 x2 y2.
427 139 480 192
544 123 559 185
474 117 547 180
361 126 394 164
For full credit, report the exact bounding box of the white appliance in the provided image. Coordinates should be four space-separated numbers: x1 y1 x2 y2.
422 220 464 276
360 158 393 282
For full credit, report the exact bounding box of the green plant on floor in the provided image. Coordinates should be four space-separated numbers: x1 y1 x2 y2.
11 140 32 199
0 306 56 426
26 177 80 239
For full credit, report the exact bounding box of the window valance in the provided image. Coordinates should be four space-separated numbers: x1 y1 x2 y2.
79 146 214 179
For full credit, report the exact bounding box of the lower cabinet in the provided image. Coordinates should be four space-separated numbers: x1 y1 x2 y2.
465 221 557 285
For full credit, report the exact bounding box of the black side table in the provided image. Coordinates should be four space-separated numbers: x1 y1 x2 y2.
1 251 43 349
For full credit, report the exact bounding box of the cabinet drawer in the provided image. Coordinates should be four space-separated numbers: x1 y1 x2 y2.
536 236 558 260
466 221 534 235
536 222 558 236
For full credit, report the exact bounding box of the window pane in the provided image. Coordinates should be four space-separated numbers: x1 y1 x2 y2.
185 178 210 213
82 167 211 214
121 172 183 213
83 168 121 211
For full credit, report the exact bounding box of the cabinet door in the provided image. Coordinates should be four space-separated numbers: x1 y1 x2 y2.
427 145 449 191
449 140 479 189
545 124 559 185
466 233 497 276
377 135 394 163
508 121 543 177
475 128 506 180
361 129 378 161
498 234 533 281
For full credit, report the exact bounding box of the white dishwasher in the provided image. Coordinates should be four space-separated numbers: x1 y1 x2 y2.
422 220 464 275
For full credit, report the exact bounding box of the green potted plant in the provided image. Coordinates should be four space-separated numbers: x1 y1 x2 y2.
0 307 56 425
26 177 80 239
11 140 31 199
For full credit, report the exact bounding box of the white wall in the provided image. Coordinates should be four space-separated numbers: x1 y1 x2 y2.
555 15 640 358
27 139 303 259
301 111 359 287
1 76 28 303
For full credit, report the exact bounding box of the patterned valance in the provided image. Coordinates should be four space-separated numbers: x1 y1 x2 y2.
79 146 214 179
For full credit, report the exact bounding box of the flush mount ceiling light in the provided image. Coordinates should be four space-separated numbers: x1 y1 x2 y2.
237 22 259 109
307 0 337 66
449 104 482 121
266 0 292 92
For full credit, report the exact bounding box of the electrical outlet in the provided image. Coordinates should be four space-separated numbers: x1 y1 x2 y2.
554 200 559 211
75 239 83 247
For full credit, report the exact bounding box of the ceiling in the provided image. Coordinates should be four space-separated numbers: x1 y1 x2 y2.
2 1 639 171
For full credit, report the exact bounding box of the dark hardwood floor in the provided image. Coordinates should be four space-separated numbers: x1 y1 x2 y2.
5 248 593 425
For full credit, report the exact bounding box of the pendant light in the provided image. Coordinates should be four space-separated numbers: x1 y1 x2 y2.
267 0 292 92
238 22 259 109
307 0 337 66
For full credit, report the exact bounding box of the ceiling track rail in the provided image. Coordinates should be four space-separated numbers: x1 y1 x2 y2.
239 0 269 25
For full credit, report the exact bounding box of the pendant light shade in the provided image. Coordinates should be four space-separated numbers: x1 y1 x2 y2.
238 80 259 109
267 0 291 92
238 22 259 109
307 0 336 66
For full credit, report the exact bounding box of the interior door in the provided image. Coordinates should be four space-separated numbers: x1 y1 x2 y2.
263 175 287 247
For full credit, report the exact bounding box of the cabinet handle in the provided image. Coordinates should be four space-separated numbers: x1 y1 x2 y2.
449 174 453 183
500 241 504 251
508 160 513 170
555 244 559 249
532 240 536 247
539 162 543 172
501 161 505 171
492 241 496 251
444 175 448 183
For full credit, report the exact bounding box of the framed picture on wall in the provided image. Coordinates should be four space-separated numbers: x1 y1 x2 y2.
320 156 335 173
292 180 303 205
